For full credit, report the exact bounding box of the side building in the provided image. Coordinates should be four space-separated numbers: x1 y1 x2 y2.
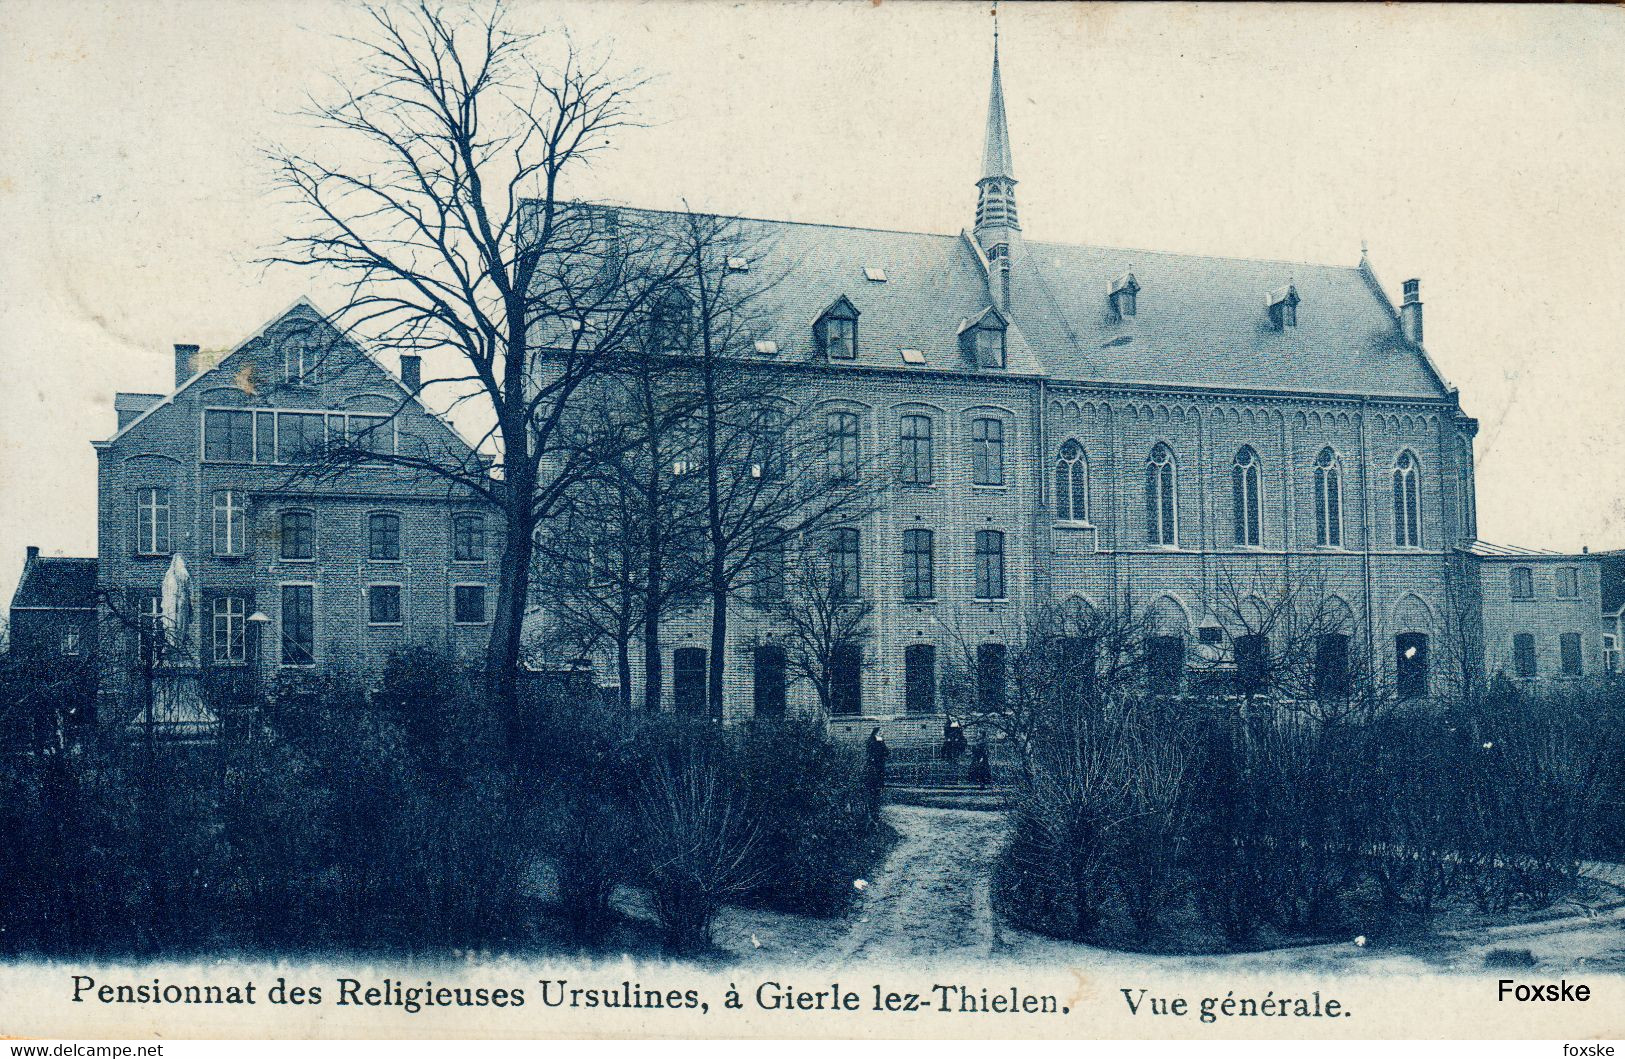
93 300 499 717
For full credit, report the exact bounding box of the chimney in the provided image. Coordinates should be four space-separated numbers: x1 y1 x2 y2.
26 545 39 563
1399 279 1423 345
399 354 422 394
174 343 201 388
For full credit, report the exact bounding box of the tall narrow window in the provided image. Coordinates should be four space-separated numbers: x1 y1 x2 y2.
1560 633 1583 677
1314 448 1343 547
368 512 402 561
974 530 1006 599
751 407 786 481
973 325 1006 369
1513 633 1537 679
1395 632 1429 699
971 417 1005 486
1146 635 1184 694
752 537 786 604
976 643 1006 712
829 527 861 598
1393 451 1421 547
1603 634 1619 675
279 509 315 561
752 644 787 718
138 594 163 666
1055 440 1089 522
136 487 172 556
899 414 934 485
212 490 245 557
1314 633 1351 699
1232 446 1262 546
826 411 860 482
1234 633 1269 696
673 647 708 715
1145 443 1177 546
902 528 934 601
1556 567 1579 599
211 596 245 664
1510 566 1533 599
280 584 314 665
453 514 485 561
817 300 859 361
904 644 937 714
829 644 863 716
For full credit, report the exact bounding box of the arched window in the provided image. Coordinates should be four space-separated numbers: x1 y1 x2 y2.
1393 451 1421 547
1145 443 1177 545
1055 440 1089 522
1314 447 1343 547
1232 446 1262 546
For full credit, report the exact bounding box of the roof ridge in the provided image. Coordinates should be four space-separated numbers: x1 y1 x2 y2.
1023 237 1363 273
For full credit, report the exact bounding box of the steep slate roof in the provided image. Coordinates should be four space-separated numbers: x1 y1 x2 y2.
1455 540 1570 559
603 207 1452 400
11 555 98 611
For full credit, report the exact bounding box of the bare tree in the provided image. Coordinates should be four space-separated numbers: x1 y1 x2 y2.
767 545 875 717
266 1 690 734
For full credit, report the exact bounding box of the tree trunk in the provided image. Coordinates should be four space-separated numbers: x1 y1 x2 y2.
616 634 633 711
487 477 535 749
643 468 664 712
708 586 727 720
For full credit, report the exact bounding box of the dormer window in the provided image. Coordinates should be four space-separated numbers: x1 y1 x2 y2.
1110 272 1140 319
957 306 1007 370
816 297 859 361
1267 284 1300 330
649 287 693 352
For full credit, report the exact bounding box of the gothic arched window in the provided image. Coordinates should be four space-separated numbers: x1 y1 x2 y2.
1393 450 1422 548
1232 446 1262 546
1145 442 1177 546
1055 440 1089 522
1314 447 1343 548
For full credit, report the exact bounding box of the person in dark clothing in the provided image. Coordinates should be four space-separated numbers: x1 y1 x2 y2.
940 720 967 763
967 739 992 787
864 727 889 793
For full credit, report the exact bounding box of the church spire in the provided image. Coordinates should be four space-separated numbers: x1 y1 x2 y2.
975 5 1019 308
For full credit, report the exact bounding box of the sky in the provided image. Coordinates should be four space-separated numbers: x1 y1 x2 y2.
2 0 1622 611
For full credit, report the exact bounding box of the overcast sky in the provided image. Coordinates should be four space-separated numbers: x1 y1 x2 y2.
2 0 1622 610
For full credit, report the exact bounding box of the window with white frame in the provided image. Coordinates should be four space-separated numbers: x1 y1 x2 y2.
1604 633 1619 674
212 490 246 557
1314 448 1343 547
1393 451 1422 547
1232 446 1262 546
203 408 399 464
1055 440 1089 522
136 487 172 556
1145 443 1177 546
975 529 1006 600
971 417 1004 486
212 596 246 664
203 410 254 462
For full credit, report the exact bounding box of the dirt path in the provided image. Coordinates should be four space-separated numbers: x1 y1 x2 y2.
835 805 1010 963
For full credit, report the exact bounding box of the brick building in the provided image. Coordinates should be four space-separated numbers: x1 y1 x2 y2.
1458 542 1606 687
575 35 1514 725
91 300 498 717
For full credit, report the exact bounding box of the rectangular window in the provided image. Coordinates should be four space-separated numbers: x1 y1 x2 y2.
453 584 487 625
1396 632 1429 699
345 414 392 455
1604 633 1619 674
1560 632 1583 677
899 414 933 485
974 530 1005 600
971 417 1004 486
752 408 786 481
138 594 163 666
974 327 1005 369
674 647 709 715
1510 567 1534 599
453 514 486 561
203 409 254 462
829 528 861 598
276 412 327 463
1234 633 1269 696
61 628 82 656
904 643 936 714
1146 636 1184 695
902 529 934 600
280 584 314 665
824 316 856 360
279 510 315 561
369 512 402 561
212 596 245 664
212 490 245 557
976 642 1006 712
752 538 786 604
830 643 863 716
1556 566 1579 599
1513 632 1537 679
136 487 172 555
826 412 860 482
752 644 787 718
1315 633 1350 699
368 584 403 626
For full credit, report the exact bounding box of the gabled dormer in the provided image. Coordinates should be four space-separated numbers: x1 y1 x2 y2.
815 296 859 361
648 285 694 352
1267 284 1300 330
957 305 1008 370
1110 272 1140 320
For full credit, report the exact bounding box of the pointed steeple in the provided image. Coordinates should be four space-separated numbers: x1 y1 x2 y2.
975 6 1019 308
